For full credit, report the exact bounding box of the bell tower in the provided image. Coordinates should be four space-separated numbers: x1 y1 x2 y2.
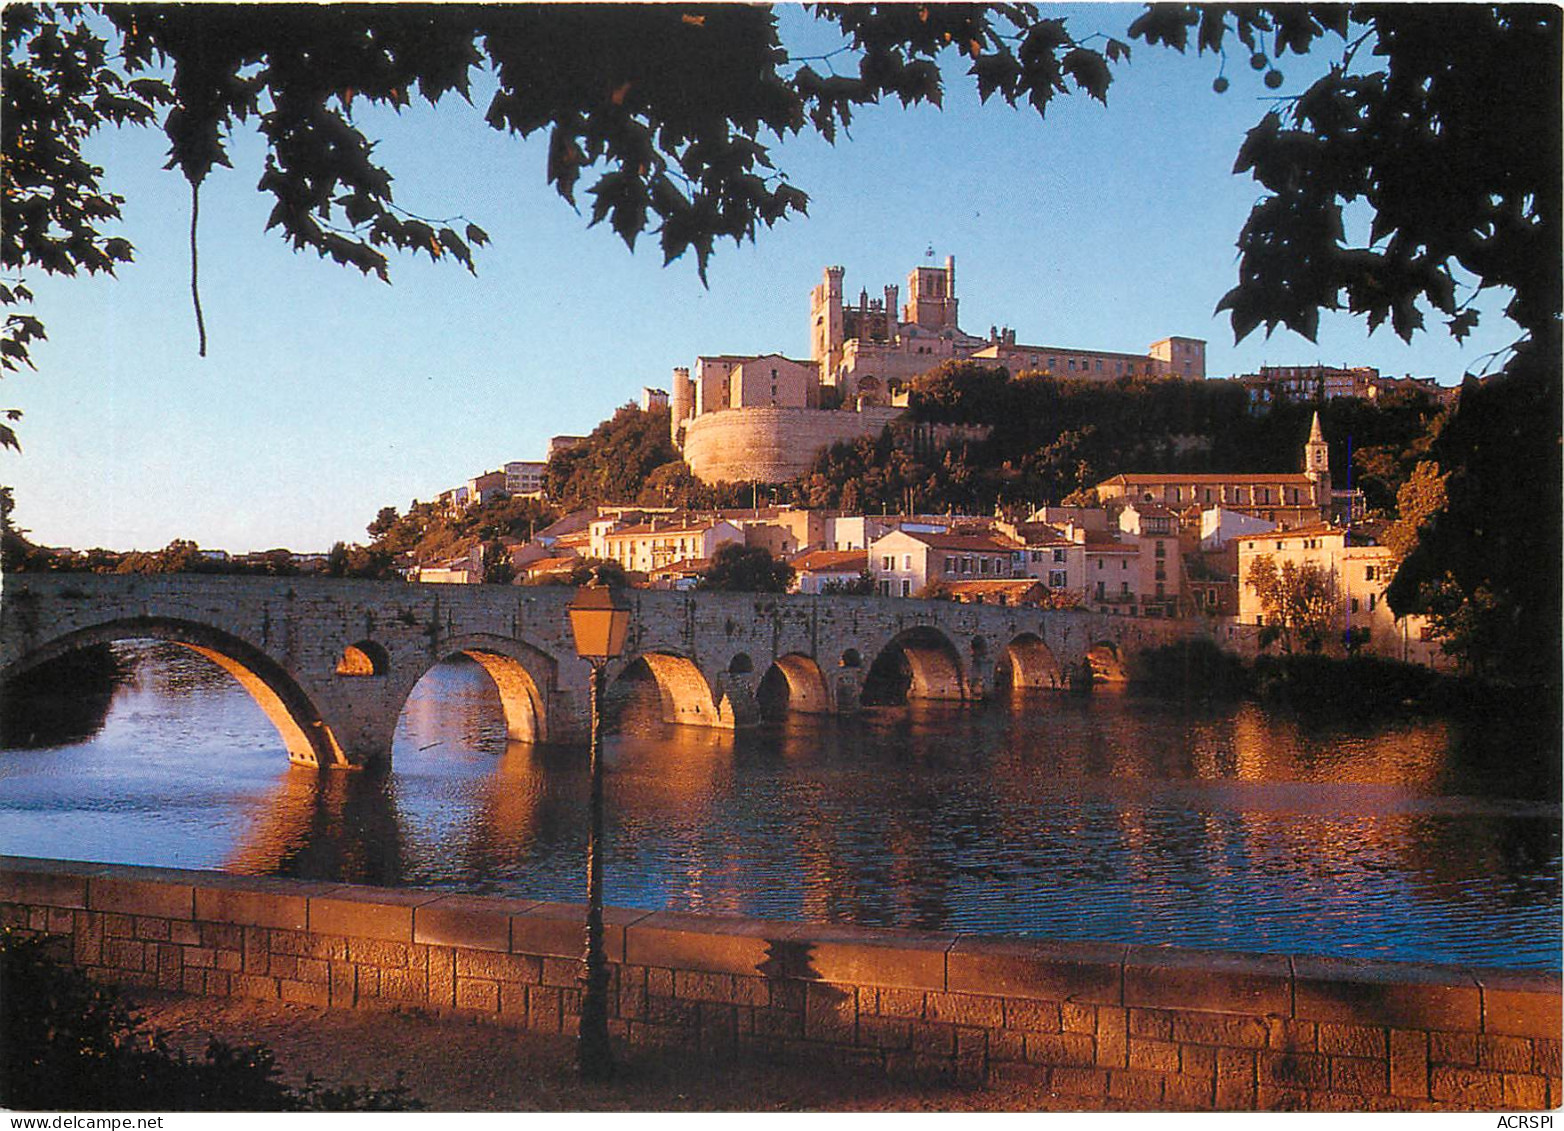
1303 411 1331 505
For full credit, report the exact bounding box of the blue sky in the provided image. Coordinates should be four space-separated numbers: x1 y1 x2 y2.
5 6 1517 553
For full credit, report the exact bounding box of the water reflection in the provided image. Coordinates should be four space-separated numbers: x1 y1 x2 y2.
0 643 1557 969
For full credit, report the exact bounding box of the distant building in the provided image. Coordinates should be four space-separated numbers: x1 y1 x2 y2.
466 469 508 507
790 548 868 594
547 435 589 459
867 528 1022 598
669 255 1207 485
1235 523 1448 668
504 460 547 497
1094 413 1332 529
641 387 669 412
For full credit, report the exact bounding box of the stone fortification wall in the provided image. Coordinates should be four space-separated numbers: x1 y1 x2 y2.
4 857 1558 1111
681 406 904 484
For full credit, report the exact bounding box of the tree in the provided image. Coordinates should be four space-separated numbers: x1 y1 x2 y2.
696 542 792 593
1245 553 1341 655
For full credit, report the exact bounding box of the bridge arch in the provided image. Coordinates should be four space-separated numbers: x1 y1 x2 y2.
0 617 347 768
336 640 390 677
997 632 1064 690
617 651 725 728
404 634 558 745
1087 641 1128 683
861 626 969 705
756 653 833 718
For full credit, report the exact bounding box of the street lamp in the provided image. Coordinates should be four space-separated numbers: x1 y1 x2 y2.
566 570 631 1081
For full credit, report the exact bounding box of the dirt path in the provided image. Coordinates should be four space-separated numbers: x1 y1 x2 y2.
127 991 1124 1112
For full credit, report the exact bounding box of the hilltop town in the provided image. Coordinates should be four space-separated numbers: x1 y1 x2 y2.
373 256 1455 670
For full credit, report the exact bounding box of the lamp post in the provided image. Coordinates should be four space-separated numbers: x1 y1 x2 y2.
566 571 631 1081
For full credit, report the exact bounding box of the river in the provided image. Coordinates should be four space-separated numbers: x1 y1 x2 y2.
0 641 1557 969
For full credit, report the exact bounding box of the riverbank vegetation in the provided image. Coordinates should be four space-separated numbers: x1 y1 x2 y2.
0 931 420 1111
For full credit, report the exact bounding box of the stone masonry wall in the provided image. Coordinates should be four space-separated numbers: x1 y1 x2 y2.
2 857 1558 1111
681 406 903 484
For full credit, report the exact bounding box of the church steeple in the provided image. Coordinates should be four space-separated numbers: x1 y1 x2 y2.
1304 411 1331 507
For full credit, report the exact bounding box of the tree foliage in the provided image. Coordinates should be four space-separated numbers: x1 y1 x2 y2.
695 541 793 593
1245 553 1341 655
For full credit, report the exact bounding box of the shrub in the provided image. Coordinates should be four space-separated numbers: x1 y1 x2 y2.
0 932 419 1111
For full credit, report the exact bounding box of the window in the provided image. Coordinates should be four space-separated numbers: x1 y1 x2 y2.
1365 565 1378 581
1351 598 1360 613
1031 550 1043 562
1121 581 1131 595
903 554 912 571
1154 541 1166 559
1053 548 1066 564
1369 592 1377 611
980 558 991 575
882 555 894 570
900 579 911 597
962 558 972 574
945 556 956 572
1049 569 1068 587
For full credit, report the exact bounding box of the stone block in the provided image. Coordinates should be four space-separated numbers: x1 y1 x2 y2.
427 947 455 1009
280 980 330 1007
242 926 269 974
381 966 428 1003
1061 1002 1096 1033
673 970 732 1003
1048 1067 1109 1096
104 938 146 971
1476 970 1563 1039
1024 1031 1095 1067
1502 1073 1549 1109
1004 997 1061 1034
1265 1018 1317 1051
947 936 1124 1004
169 920 200 946
1331 1055 1389 1095
413 894 530 952
89 875 193 921
1293 955 1480 1032
784 922 954 991
1124 946 1290 1015
540 956 585 988
346 937 414 968
193 877 331 930
622 909 790 976
1096 1005 1127 1068
750 1006 804 1040
1535 1038 1563 1076
72 911 104 966
514 901 648 962
858 1015 912 1050
1389 1029 1429 1098
0 857 94 909
1214 1047 1257 1110
924 991 1003 1029
1107 1068 1166 1104
989 1029 1026 1063
911 1022 956 1059
528 985 563 1032
1429 1065 1504 1106
455 978 499 1013
231 973 279 1000
873 987 926 1019
1259 1051 1330 1091
804 981 857 1043
1128 1007 1173 1039
1127 1037 1181 1073
1164 1071 1216 1109
1479 1033 1535 1073
104 913 134 938
1430 1030 1479 1065
1181 1044 1216 1077
1317 1021 1387 1059
309 887 439 942
46 907 74 934
454 948 541 984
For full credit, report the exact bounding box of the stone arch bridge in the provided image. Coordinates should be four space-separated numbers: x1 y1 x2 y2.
1 574 1203 769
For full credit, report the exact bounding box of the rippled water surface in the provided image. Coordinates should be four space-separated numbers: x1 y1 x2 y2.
1 642 1558 969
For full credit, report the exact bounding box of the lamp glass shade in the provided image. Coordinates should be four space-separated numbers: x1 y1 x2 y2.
568 585 632 662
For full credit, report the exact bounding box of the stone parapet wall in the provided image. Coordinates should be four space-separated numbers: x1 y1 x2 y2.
3 857 1558 1111
681 406 903 484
